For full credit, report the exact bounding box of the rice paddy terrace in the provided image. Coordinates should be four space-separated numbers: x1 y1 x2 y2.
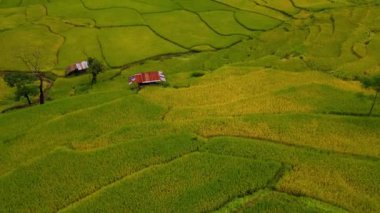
0 0 380 212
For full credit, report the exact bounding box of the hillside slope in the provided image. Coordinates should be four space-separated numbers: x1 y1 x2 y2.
0 0 380 212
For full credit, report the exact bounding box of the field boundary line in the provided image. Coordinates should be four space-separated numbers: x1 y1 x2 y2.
266 163 290 189
273 189 349 212
211 188 267 212
202 152 350 212
201 135 380 162
43 96 125 122
96 34 112 68
322 111 380 117
210 0 283 21
183 9 253 38
11 96 127 140
210 162 289 213
78 0 179 14
35 23 66 67
257 2 295 18
57 151 200 212
212 187 349 213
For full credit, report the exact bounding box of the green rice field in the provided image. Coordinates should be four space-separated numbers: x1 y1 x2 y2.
0 0 379 212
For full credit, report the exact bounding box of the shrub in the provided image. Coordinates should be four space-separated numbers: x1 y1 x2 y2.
191 72 205 78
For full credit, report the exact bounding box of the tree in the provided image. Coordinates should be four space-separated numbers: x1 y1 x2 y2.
19 50 46 104
361 74 380 116
87 57 104 85
4 73 38 105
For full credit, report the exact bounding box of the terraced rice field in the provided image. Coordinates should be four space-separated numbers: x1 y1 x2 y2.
0 0 380 212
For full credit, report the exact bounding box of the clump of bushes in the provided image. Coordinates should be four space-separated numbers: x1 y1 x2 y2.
160 82 170 88
191 72 205 78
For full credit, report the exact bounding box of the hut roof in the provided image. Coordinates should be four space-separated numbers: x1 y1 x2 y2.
66 61 89 75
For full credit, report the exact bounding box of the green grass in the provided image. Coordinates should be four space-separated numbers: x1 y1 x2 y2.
47 1 144 27
174 0 234 12
49 69 121 98
143 10 244 49
275 83 378 114
0 7 26 30
0 91 121 130
216 0 289 20
216 189 347 213
81 0 181 13
0 133 203 212
26 4 46 21
1 1 380 212
21 0 49 6
0 0 22 8
252 0 300 15
140 67 379 116
0 26 63 71
199 11 254 36
202 136 380 212
46 0 92 23
0 77 15 111
235 11 283 31
63 153 281 212
0 90 126 150
196 113 380 158
292 0 351 10
92 8 144 27
0 77 12 100
35 16 74 34
0 92 166 174
57 28 102 69
98 26 187 67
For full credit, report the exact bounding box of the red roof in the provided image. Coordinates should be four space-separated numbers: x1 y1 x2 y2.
129 71 166 84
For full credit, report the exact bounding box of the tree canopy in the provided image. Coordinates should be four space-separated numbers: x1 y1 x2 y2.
361 75 380 92
87 57 104 85
4 73 38 105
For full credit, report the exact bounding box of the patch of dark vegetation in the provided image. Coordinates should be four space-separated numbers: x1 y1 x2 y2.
191 71 205 78
267 163 292 189
1 102 38 113
173 84 190 89
327 111 380 117
73 84 92 95
121 51 196 70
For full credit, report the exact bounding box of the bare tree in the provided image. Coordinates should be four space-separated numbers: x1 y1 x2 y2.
19 50 46 104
